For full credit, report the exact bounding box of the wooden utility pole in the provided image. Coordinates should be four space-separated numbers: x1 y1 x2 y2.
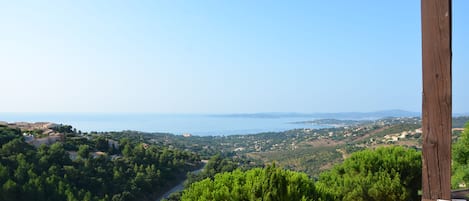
421 0 452 200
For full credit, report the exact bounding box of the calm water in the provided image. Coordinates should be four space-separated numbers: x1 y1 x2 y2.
1 113 323 136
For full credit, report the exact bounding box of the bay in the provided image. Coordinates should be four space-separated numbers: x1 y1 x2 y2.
1 113 324 136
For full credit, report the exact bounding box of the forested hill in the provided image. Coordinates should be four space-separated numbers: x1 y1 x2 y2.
99 117 467 176
180 123 469 201
1 117 468 201
0 125 201 201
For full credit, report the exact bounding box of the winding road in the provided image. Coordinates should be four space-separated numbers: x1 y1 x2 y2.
156 161 207 201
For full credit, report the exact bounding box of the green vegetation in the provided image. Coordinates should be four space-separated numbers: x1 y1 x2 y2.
0 126 20 146
316 146 421 201
185 153 260 186
182 146 421 201
93 117 428 178
452 122 469 189
181 165 331 201
2 117 468 201
162 153 262 201
0 126 200 201
453 116 469 128
250 146 342 176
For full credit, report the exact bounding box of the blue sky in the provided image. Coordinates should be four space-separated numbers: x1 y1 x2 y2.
0 1 468 113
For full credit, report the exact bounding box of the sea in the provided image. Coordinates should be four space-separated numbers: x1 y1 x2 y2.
1 113 324 136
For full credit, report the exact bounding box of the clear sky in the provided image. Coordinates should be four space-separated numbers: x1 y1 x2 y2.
0 1 468 114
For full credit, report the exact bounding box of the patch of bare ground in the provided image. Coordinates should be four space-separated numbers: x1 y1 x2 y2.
245 153 264 161
336 148 348 160
350 126 390 143
395 140 419 147
304 138 342 147
319 161 337 171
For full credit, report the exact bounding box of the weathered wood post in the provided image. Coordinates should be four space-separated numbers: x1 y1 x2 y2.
421 0 452 200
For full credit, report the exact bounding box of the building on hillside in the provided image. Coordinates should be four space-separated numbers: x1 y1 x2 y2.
23 133 65 148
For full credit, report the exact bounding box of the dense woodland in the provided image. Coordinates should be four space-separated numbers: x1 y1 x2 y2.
0 125 200 201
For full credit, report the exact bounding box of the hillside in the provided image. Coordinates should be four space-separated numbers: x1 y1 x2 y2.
90 116 467 176
0 125 201 201
123 116 466 176
1 116 468 200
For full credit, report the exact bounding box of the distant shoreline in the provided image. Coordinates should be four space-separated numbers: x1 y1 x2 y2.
2 111 467 136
